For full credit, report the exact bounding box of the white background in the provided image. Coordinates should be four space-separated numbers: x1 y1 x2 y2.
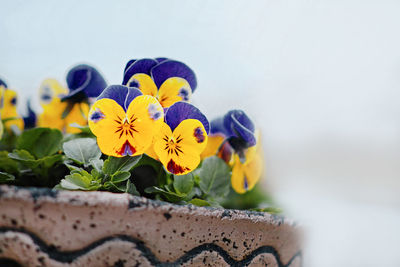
1 1 400 266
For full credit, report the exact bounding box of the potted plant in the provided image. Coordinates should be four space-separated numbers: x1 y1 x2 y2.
0 58 302 267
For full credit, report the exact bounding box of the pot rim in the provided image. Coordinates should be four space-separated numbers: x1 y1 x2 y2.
0 184 296 226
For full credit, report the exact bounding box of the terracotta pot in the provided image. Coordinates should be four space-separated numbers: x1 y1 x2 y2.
0 185 302 266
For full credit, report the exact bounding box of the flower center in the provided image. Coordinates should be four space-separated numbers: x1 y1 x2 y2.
115 115 138 138
164 135 183 156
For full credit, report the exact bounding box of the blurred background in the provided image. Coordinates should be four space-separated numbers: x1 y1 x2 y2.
1 0 400 266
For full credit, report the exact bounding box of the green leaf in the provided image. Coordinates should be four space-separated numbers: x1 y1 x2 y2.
41 154 63 168
68 123 94 135
111 171 131 183
62 173 90 189
195 156 231 199
9 150 62 170
126 179 140 195
60 177 86 190
103 179 133 193
0 172 15 183
0 128 18 151
89 159 104 172
145 186 185 202
16 127 63 158
90 168 102 179
173 173 194 194
0 151 19 174
60 171 101 191
63 138 101 166
8 149 39 168
189 198 211 207
103 155 142 175
64 161 81 171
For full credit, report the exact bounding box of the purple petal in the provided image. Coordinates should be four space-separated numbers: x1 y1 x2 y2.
122 58 158 85
151 60 197 92
124 87 143 111
155 57 169 63
0 78 8 88
210 117 229 136
123 59 136 74
22 100 36 129
97 85 142 112
165 102 209 133
223 110 256 147
64 64 107 100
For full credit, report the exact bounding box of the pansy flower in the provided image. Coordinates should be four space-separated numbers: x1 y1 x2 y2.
57 64 107 132
230 131 263 194
0 83 24 132
37 79 89 133
207 110 262 194
62 64 107 103
122 58 197 108
37 78 68 131
88 85 164 157
153 102 209 175
213 110 256 163
39 78 68 107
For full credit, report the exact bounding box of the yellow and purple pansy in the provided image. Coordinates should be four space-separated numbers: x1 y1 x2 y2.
61 64 107 103
122 58 197 108
153 102 209 175
59 64 107 132
0 80 24 132
208 110 262 194
230 132 263 194
88 85 164 157
37 79 88 133
39 78 67 107
214 110 256 161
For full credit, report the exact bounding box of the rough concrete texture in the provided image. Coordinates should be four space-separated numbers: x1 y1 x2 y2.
0 185 302 266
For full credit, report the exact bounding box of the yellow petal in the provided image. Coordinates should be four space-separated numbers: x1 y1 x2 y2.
89 96 164 157
127 73 157 97
243 152 263 191
39 79 68 107
145 139 159 160
88 98 128 157
65 102 90 133
125 95 164 155
200 134 224 159
37 98 67 131
0 89 24 131
231 155 247 194
231 136 264 194
153 122 173 166
154 119 208 175
89 98 125 136
157 77 192 108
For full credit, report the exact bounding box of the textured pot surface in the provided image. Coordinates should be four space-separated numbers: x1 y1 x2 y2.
0 185 302 266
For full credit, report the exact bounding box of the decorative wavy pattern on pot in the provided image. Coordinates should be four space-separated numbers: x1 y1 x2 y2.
0 185 302 267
